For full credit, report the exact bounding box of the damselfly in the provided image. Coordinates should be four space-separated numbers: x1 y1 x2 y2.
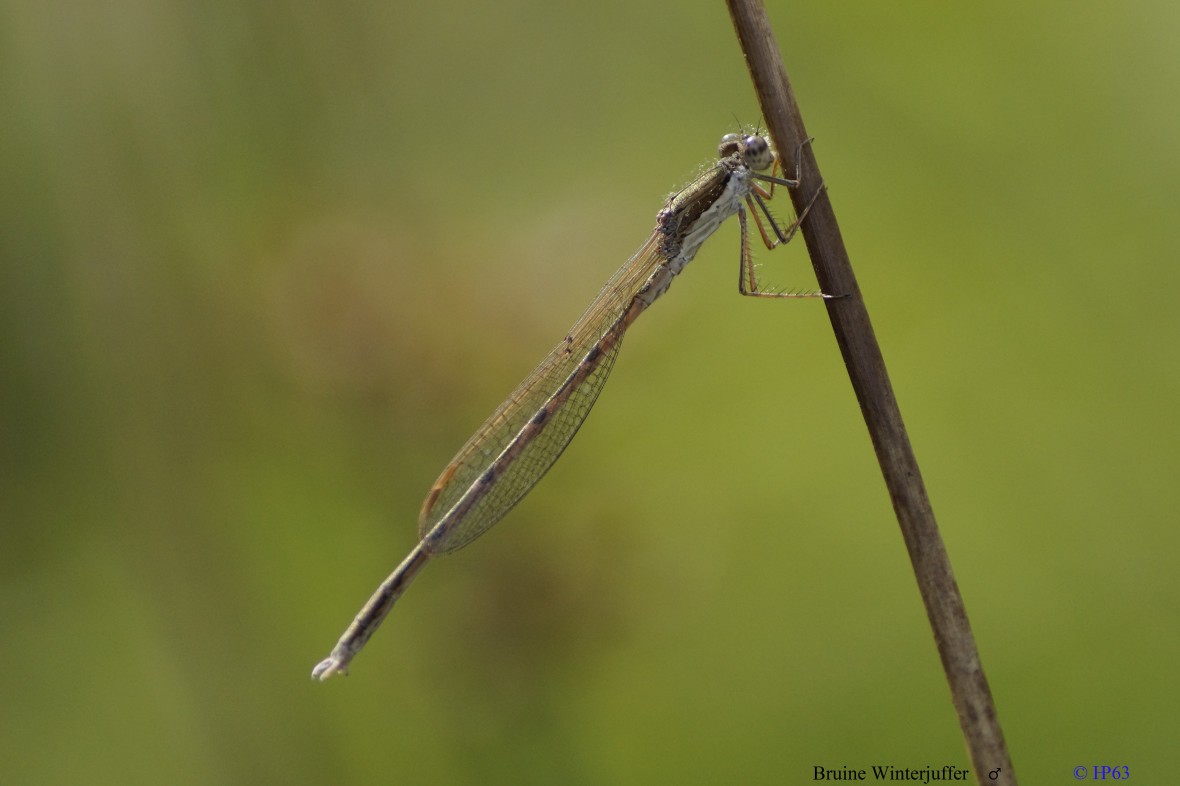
312 132 826 680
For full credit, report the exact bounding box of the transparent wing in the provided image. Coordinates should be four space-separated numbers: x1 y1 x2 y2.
417 232 667 553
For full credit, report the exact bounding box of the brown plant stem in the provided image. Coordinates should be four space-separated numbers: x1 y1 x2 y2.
724 2 1016 784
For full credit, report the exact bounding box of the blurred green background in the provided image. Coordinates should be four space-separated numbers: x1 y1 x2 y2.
2 1 1178 783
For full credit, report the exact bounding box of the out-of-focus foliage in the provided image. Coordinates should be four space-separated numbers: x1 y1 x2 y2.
2 2 1178 783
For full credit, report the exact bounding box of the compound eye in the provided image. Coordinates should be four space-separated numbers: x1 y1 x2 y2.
717 133 742 158
743 136 773 170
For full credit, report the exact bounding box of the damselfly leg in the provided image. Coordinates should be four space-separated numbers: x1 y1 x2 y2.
737 138 828 298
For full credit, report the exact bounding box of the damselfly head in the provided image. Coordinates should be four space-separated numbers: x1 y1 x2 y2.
717 134 774 171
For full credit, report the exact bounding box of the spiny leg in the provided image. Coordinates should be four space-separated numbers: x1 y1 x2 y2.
736 202 827 299
736 135 832 298
746 135 823 251
747 177 826 250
